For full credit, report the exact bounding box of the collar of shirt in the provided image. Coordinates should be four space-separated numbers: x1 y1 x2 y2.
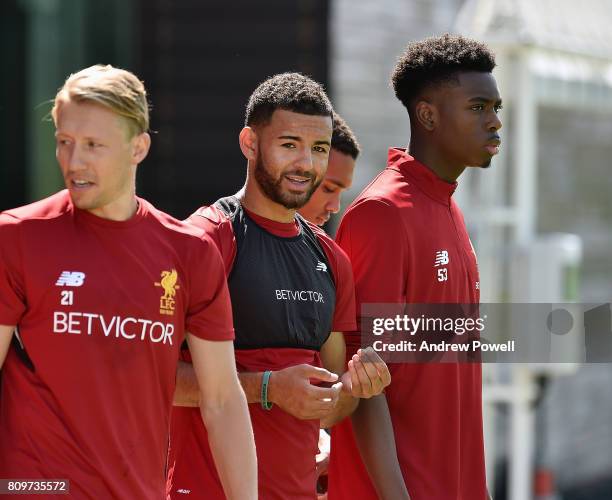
72 192 149 228
387 147 457 206
243 206 301 238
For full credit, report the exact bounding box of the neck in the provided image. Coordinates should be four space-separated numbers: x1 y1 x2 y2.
239 171 296 223
87 191 139 222
408 136 466 183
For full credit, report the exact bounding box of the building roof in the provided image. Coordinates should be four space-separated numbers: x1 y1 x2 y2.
454 0 612 61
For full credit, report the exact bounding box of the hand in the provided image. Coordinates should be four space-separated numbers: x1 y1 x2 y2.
315 431 330 499
341 347 391 399
268 364 342 420
316 429 331 479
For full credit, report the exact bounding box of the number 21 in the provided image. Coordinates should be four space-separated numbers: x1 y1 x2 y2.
60 290 74 306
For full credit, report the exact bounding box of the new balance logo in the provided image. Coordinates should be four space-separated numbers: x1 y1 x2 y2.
55 271 86 287
316 261 327 272
434 250 449 267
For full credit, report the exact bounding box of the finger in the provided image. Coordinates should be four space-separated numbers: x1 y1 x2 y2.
351 354 374 397
309 383 341 403
358 349 386 394
317 456 330 476
348 358 364 398
357 350 383 383
301 398 339 419
303 365 339 383
339 371 352 394
379 365 391 387
360 347 392 387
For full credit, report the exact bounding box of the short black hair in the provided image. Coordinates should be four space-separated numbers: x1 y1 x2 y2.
245 72 333 127
391 34 496 111
331 112 360 160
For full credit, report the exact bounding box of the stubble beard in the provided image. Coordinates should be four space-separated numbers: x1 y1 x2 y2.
254 152 321 209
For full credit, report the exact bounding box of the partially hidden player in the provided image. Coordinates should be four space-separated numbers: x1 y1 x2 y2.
298 111 360 500
0 65 257 500
298 112 359 227
328 34 502 500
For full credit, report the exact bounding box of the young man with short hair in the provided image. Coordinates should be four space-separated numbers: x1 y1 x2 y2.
328 34 502 500
170 73 390 500
298 112 360 227
0 65 256 500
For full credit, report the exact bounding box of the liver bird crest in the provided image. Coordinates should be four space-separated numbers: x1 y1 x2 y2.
158 269 178 299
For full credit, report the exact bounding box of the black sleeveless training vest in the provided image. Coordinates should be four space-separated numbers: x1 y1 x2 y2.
214 196 336 351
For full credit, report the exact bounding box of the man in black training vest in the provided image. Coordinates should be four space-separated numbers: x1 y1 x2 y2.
168 73 391 500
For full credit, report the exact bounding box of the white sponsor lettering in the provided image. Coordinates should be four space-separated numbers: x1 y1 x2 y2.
275 289 324 303
316 261 327 272
120 317 136 339
53 311 174 345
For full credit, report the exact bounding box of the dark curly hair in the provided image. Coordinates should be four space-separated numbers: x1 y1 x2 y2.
391 34 496 111
331 112 360 160
245 72 333 127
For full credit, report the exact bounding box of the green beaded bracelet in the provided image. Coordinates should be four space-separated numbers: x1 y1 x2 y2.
261 370 273 410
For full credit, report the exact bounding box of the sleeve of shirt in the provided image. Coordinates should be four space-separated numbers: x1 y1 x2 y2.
336 199 408 357
329 242 357 333
313 227 356 334
186 208 236 275
184 235 235 341
327 240 357 332
0 214 26 325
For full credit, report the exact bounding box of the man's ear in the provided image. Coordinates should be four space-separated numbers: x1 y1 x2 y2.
414 100 438 132
132 132 151 164
239 126 258 161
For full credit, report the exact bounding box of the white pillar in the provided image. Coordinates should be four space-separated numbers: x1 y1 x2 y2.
509 366 536 500
512 48 538 245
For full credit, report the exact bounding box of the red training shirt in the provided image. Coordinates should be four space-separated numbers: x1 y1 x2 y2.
169 204 356 500
0 190 234 499
328 149 487 500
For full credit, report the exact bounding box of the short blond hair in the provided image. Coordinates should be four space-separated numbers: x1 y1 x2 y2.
52 64 149 137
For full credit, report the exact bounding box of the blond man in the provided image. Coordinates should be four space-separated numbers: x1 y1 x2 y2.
0 65 256 500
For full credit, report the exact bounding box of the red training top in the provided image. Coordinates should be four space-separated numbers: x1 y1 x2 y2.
169 203 356 500
0 190 234 500
328 149 487 500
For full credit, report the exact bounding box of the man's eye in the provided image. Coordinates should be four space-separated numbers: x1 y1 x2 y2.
313 146 328 153
282 143 296 149
494 104 504 113
322 186 337 194
471 104 484 111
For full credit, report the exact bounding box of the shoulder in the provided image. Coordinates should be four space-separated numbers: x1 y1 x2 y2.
142 199 206 241
186 205 233 234
307 221 351 275
184 204 237 269
143 202 225 266
342 196 402 227
309 221 339 255
336 196 408 254
141 201 222 263
0 191 72 240
1 191 72 225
